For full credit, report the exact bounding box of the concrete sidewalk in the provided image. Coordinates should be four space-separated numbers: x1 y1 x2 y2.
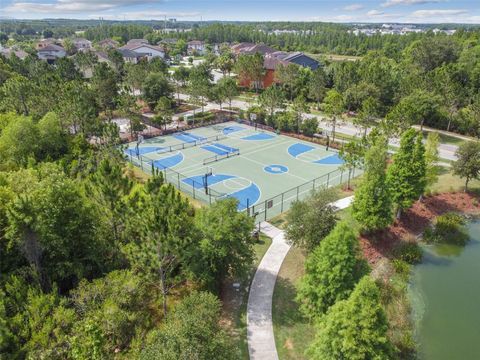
247 222 290 360
247 196 354 360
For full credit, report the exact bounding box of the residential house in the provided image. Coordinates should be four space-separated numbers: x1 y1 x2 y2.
37 44 66 62
238 50 320 89
36 38 58 50
97 38 119 49
231 42 275 56
0 47 28 60
119 43 165 61
126 39 149 46
118 48 145 64
274 52 319 70
187 40 206 55
73 38 92 51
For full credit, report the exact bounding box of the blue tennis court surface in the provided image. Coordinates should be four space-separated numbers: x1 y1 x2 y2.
288 143 315 158
124 146 165 156
151 153 183 170
182 174 235 189
242 133 275 141
126 121 358 222
227 183 261 211
173 132 206 143
264 164 288 174
314 153 344 165
201 143 239 156
223 125 245 135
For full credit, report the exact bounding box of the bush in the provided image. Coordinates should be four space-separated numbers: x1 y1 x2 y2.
391 259 410 279
393 242 423 264
423 212 469 245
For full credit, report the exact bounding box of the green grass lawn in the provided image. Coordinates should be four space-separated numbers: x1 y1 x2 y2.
272 247 314 359
223 234 272 359
421 130 468 147
429 167 480 194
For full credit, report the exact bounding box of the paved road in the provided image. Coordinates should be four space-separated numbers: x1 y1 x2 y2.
175 94 459 161
247 196 354 360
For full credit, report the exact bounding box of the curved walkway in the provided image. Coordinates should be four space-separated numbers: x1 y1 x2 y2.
246 196 354 360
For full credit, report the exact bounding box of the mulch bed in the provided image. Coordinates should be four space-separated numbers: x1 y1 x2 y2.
360 192 480 264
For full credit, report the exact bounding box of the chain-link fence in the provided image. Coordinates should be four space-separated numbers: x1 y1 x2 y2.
126 153 226 204
245 167 362 224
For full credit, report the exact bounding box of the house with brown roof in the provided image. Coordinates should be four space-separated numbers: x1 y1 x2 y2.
73 38 92 51
0 47 28 60
36 38 59 50
126 39 149 46
231 42 275 56
97 38 119 49
238 50 320 89
187 40 206 55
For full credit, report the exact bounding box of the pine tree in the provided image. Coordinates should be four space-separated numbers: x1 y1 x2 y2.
387 129 426 218
425 132 440 189
296 222 367 318
352 136 392 232
307 276 392 360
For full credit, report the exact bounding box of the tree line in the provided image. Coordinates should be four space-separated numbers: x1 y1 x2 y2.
0 52 256 359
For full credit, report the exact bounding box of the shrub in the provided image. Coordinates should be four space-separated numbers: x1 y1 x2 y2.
424 212 469 245
393 242 423 264
391 259 410 279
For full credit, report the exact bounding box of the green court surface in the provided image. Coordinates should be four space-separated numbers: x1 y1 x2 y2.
125 121 361 222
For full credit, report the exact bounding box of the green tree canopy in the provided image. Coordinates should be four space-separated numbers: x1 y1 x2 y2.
285 188 337 251
297 222 367 318
452 141 480 192
307 276 392 360
352 136 393 232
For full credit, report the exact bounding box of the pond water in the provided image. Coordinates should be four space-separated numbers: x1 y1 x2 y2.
409 220 480 360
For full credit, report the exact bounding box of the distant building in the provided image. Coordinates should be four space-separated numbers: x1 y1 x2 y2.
231 42 275 56
36 38 58 50
0 47 28 60
37 44 66 62
238 49 319 89
119 42 165 61
73 38 92 51
126 39 149 46
97 38 120 49
118 48 145 64
187 40 206 55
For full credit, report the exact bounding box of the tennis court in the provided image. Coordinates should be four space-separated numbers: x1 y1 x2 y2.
124 121 361 222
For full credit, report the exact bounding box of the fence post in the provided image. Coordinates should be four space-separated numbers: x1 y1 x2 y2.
312 178 315 190
340 170 343 185
193 184 196 199
327 172 330 187
297 186 299 201
264 200 268 221
177 173 180 188
281 192 284 213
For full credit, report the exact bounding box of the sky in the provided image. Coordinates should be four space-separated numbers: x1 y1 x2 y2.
0 0 479 23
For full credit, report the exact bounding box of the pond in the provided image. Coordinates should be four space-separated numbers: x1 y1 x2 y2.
409 220 480 360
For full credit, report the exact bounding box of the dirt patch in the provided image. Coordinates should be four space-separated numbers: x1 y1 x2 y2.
361 192 480 264
284 338 294 350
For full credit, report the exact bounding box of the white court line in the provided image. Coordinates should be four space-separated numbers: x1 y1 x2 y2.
177 136 293 175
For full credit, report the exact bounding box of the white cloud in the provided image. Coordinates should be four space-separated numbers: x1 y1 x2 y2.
382 0 443 8
4 0 159 13
410 9 468 18
343 4 364 11
366 9 385 16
